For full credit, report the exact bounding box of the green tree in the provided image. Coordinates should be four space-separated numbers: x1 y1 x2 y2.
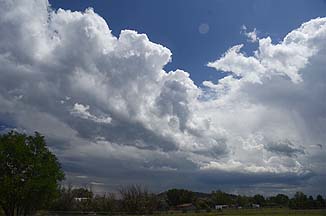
50 185 75 211
166 189 195 206
316 195 326 208
211 190 233 206
91 193 117 212
307 195 315 209
235 195 250 207
253 194 265 206
289 191 308 209
72 187 94 212
195 198 210 210
119 184 158 214
0 131 64 216
267 194 289 207
274 194 289 207
72 187 93 199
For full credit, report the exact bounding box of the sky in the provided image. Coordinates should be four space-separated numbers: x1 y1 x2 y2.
0 0 326 196
49 0 326 85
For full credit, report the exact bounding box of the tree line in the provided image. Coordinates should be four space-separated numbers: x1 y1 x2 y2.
47 186 326 214
1 131 325 215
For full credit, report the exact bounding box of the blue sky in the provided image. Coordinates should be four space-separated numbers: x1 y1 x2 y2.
1 0 326 195
50 0 326 85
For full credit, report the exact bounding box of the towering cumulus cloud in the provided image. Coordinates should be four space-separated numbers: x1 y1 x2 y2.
0 0 325 194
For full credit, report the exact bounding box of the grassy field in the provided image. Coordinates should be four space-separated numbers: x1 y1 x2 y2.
156 208 326 216
34 208 326 216
1 208 325 216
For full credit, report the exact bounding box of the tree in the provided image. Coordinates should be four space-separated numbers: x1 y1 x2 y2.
211 190 233 206
195 198 210 210
0 131 64 216
307 195 315 209
316 195 326 209
289 191 308 209
72 187 94 212
50 185 75 211
274 194 289 207
236 195 250 207
166 189 195 207
119 184 158 214
92 193 117 212
253 194 265 206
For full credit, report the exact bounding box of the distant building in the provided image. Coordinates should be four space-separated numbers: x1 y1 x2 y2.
175 203 196 211
74 197 89 202
215 204 228 210
251 203 260 208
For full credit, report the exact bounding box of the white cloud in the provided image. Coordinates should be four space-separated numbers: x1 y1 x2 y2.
207 44 266 83
91 181 105 185
205 17 326 181
241 25 259 42
71 103 112 124
76 175 88 179
0 0 325 194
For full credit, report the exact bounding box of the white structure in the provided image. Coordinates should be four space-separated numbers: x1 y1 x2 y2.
251 203 260 208
215 205 228 210
74 197 89 202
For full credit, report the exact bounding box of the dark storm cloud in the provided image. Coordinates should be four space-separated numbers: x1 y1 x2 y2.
266 140 305 157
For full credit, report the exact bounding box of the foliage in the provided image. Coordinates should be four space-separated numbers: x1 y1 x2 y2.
0 131 64 216
119 184 158 214
211 190 234 206
265 194 289 207
289 192 308 209
50 185 75 211
166 189 195 206
289 191 326 209
92 193 117 212
252 194 265 206
49 186 326 214
235 195 250 207
316 195 326 209
195 198 210 210
50 186 115 212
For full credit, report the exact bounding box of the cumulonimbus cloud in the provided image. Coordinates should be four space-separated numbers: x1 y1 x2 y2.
0 0 325 194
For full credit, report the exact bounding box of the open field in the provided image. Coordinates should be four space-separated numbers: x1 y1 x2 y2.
36 208 326 216
158 209 326 216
